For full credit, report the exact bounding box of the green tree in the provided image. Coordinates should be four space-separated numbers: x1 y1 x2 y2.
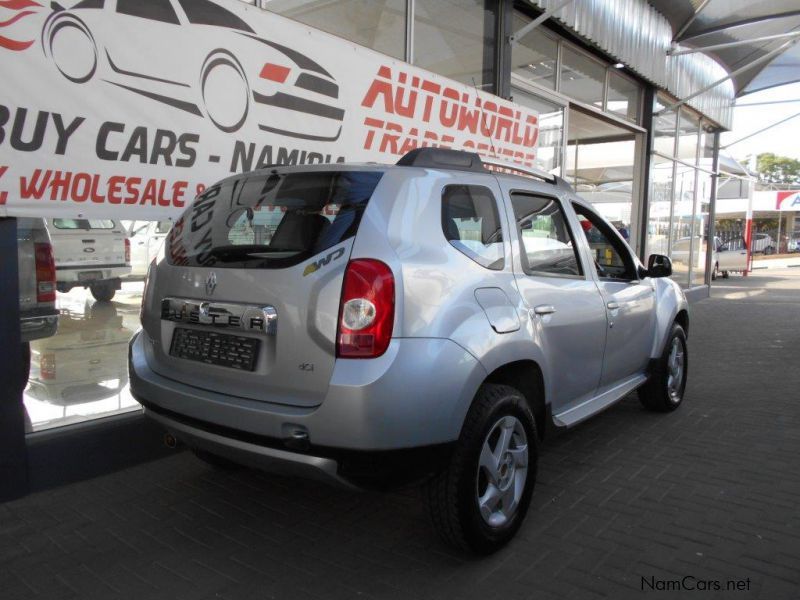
756 153 800 184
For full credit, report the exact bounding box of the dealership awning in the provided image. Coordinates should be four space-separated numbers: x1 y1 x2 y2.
651 0 800 96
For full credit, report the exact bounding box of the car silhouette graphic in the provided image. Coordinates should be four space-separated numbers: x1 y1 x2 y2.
42 0 345 140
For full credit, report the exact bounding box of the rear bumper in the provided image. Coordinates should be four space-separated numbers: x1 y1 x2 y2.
56 265 131 285
129 331 485 480
146 407 357 489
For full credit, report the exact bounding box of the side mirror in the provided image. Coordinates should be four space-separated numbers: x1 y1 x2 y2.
647 254 672 278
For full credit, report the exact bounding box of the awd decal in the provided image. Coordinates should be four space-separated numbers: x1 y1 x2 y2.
303 246 345 276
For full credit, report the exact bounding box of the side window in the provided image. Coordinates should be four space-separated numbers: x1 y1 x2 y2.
510 193 582 277
117 0 180 24
573 204 637 280
442 185 504 270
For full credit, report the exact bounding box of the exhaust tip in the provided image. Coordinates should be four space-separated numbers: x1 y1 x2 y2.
164 433 178 449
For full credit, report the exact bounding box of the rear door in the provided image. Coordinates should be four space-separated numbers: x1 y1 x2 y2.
501 188 607 412
142 169 385 408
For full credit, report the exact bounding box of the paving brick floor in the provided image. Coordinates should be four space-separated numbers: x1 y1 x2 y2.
2 270 799 600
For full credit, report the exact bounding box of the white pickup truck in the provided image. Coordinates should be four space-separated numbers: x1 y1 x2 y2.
46 218 131 301
125 220 172 278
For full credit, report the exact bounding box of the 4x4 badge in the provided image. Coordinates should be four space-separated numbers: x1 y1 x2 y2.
303 247 345 276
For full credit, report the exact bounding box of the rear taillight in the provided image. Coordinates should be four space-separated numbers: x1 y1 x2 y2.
124 237 131 264
40 352 56 380
336 259 394 359
34 242 56 303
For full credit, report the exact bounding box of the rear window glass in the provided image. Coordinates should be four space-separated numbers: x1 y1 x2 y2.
52 219 116 230
167 170 384 269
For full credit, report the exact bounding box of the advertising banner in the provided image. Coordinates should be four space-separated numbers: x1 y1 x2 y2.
775 191 800 211
0 0 540 219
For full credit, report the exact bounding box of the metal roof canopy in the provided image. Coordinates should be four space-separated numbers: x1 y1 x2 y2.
650 0 800 97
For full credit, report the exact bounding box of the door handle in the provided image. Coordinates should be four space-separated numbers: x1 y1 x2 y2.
532 305 556 315
607 301 620 310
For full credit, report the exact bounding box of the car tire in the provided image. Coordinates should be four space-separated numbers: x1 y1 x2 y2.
192 449 243 471
722 270 730 279
639 323 688 412
425 384 537 555
711 263 718 281
765 245 775 255
201 49 249 133
90 283 115 302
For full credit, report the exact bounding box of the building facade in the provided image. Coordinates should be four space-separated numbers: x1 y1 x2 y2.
244 0 733 291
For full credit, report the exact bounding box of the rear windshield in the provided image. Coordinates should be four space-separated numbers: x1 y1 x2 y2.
52 219 116 230
167 170 384 268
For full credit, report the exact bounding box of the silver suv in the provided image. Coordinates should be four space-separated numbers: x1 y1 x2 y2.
130 149 689 554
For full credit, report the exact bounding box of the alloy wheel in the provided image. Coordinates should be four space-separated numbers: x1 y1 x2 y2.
476 415 528 528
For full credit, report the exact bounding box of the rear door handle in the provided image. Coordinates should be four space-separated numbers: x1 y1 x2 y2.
532 305 556 315
607 301 620 310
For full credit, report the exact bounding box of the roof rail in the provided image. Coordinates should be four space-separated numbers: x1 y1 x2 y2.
480 157 556 183
395 148 556 183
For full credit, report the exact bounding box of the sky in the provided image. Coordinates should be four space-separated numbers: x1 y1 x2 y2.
720 81 800 164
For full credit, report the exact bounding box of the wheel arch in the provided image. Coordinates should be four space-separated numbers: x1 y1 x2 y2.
484 360 546 441
674 309 689 337
650 278 690 357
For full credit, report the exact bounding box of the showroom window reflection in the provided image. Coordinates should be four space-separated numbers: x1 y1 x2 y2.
23 219 168 432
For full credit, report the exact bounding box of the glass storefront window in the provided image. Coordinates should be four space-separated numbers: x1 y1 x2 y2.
414 0 497 89
677 109 700 165
647 155 673 259
670 164 696 287
607 70 640 123
22 219 170 431
511 14 558 90
691 172 712 286
511 84 564 174
560 45 605 109
263 0 406 59
566 107 641 252
653 110 677 157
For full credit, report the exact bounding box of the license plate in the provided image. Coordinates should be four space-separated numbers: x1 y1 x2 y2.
78 271 103 282
169 327 260 371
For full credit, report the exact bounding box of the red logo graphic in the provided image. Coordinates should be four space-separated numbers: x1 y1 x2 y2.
0 0 40 51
